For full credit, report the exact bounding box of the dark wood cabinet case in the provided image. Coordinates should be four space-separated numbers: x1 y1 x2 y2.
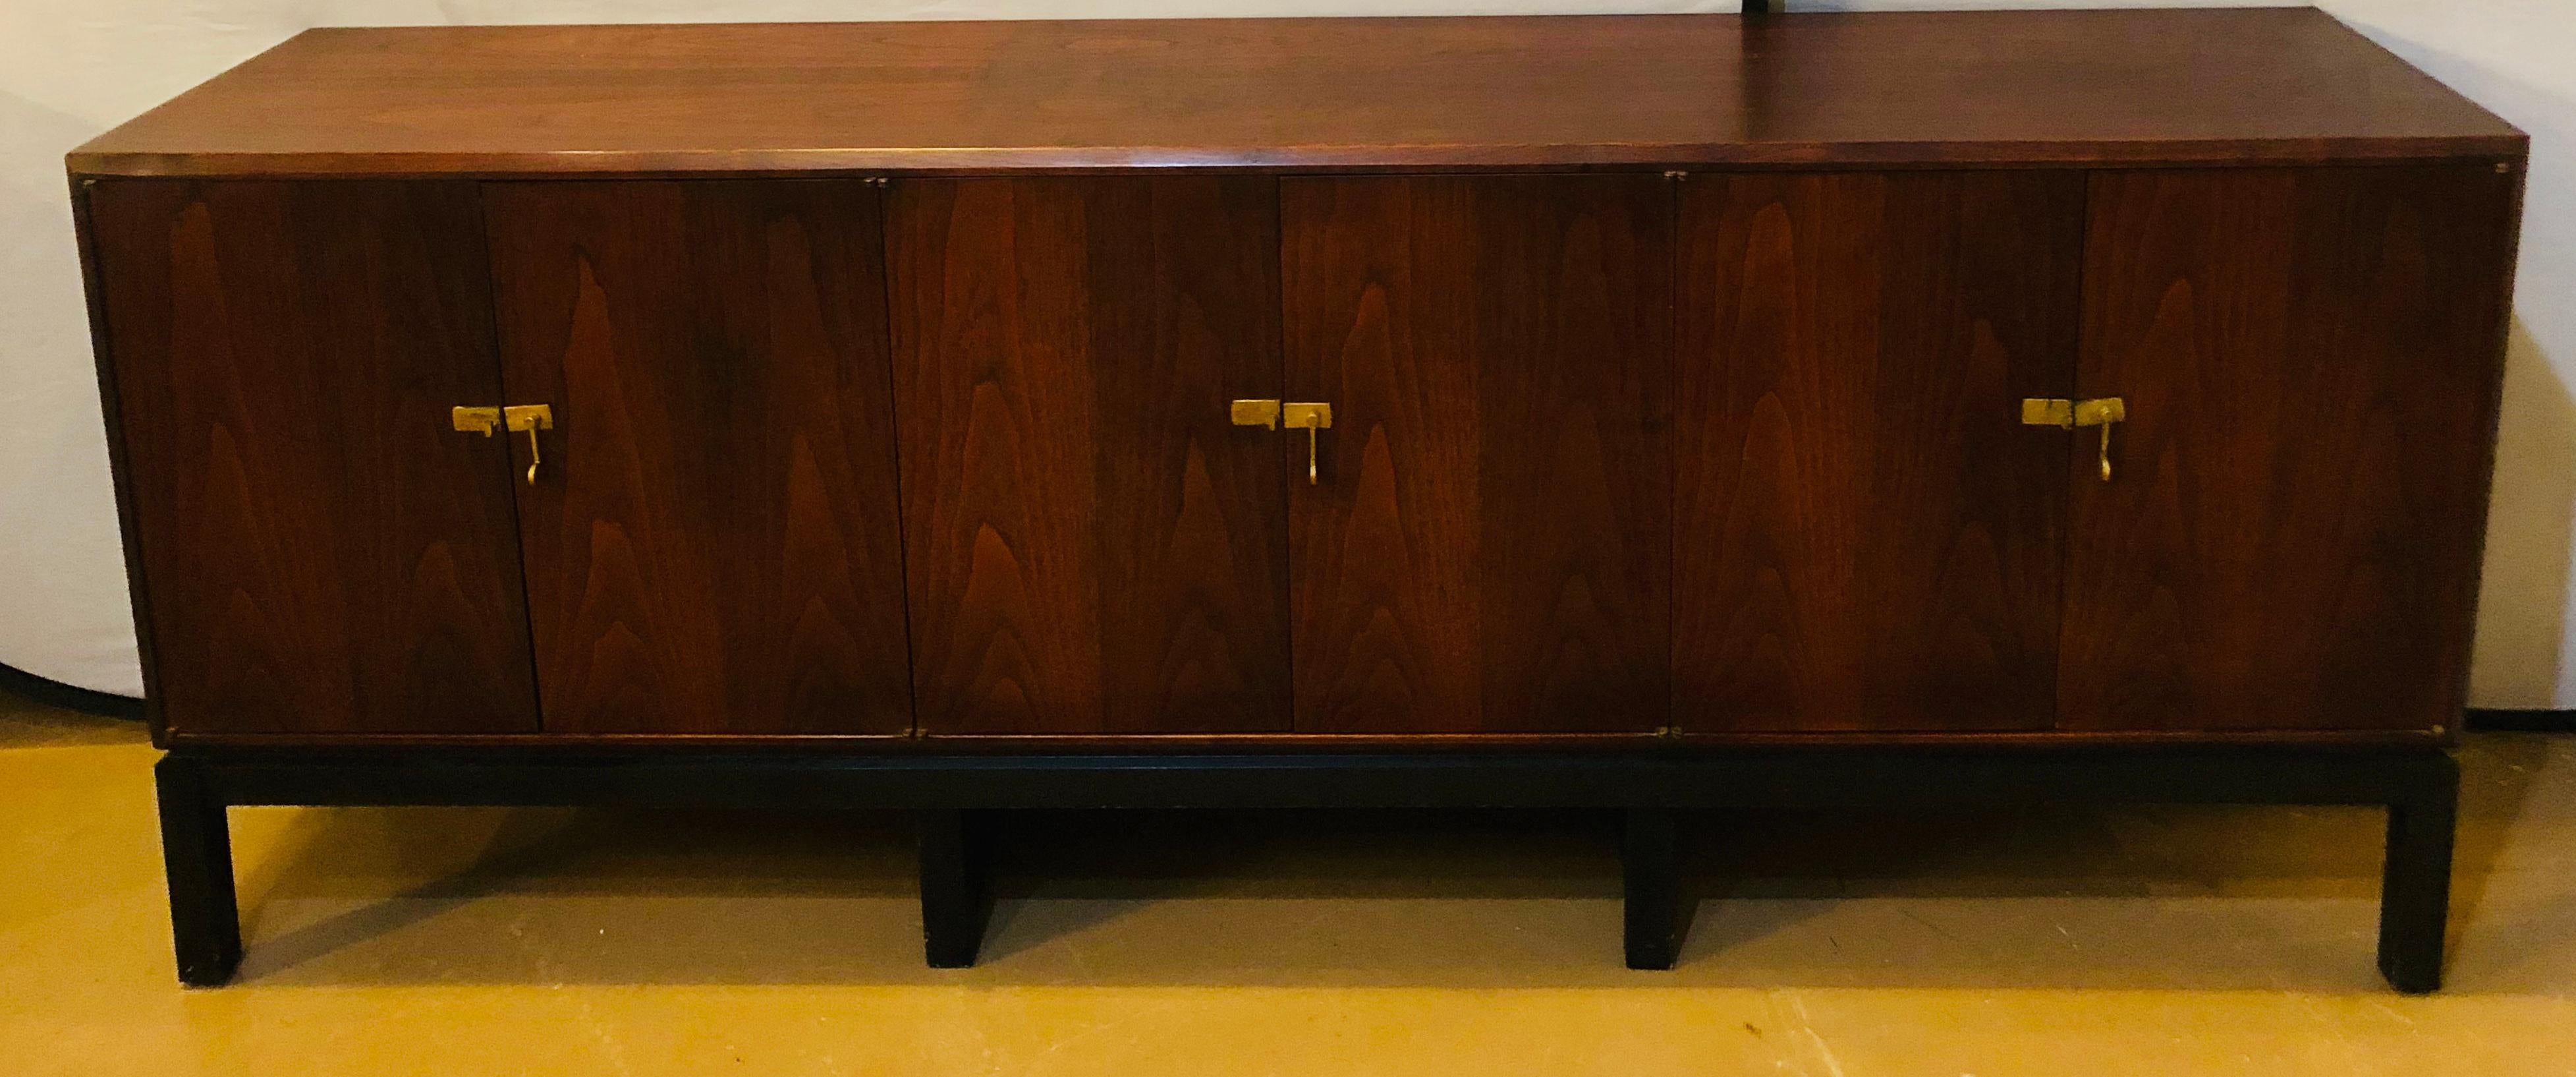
72 9 2525 987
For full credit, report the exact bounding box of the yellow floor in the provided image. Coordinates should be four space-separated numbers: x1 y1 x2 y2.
4 689 2575 1076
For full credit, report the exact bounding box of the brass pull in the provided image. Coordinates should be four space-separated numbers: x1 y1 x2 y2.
2021 397 2127 481
1283 402 1332 485
451 406 501 436
1230 399 1281 430
1231 399 1332 484
503 404 553 485
2084 398 2125 480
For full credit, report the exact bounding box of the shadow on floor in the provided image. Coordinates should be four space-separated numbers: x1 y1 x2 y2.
0 686 144 749
211 734 2570 995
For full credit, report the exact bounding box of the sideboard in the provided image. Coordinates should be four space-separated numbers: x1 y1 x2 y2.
69 9 2526 990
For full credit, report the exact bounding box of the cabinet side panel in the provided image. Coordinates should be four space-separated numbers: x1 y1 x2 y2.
2062 166 2518 732
87 179 538 735
1673 172 2081 732
1283 175 1672 734
484 180 914 735
887 177 1291 735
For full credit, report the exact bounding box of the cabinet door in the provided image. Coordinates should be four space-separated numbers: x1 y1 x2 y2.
1672 173 2084 733
1281 176 1672 734
2062 167 2519 734
87 180 538 736
887 177 1291 735
484 181 914 734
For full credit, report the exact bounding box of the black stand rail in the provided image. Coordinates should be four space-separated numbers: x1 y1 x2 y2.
152 746 2459 991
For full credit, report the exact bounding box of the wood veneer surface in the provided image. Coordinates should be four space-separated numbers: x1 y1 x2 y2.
86 180 540 736
2059 165 2520 734
1672 171 2083 734
1283 175 1672 734
886 177 1292 735
483 180 916 736
69 10 2522 177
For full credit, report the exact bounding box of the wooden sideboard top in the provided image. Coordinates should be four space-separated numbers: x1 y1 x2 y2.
70 9 2523 177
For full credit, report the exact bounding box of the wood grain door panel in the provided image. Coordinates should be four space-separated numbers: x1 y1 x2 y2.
887 177 1291 735
1280 175 1673 734
2061 166 2519 733
88 179 538 736
1672 172 2084 733
484 181 914 734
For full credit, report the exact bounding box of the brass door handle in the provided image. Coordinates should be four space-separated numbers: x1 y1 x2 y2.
1229 399 1333 484
503 404 553 485
1230 399 1281 430
1282 402 1332 485
451 406 501 436
2022 397 2126 481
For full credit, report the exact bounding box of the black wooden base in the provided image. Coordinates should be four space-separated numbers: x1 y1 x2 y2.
1621 807 1687 970
916 809 993 968
151 745 2459 991
153 756 242 985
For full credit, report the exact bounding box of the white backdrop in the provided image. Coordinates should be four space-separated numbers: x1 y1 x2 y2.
5 0 2571 706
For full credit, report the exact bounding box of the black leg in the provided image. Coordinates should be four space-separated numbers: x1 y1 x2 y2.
2377 753 2459 994
1623 807 1688 970
154 755 242 987
918 808 992 968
